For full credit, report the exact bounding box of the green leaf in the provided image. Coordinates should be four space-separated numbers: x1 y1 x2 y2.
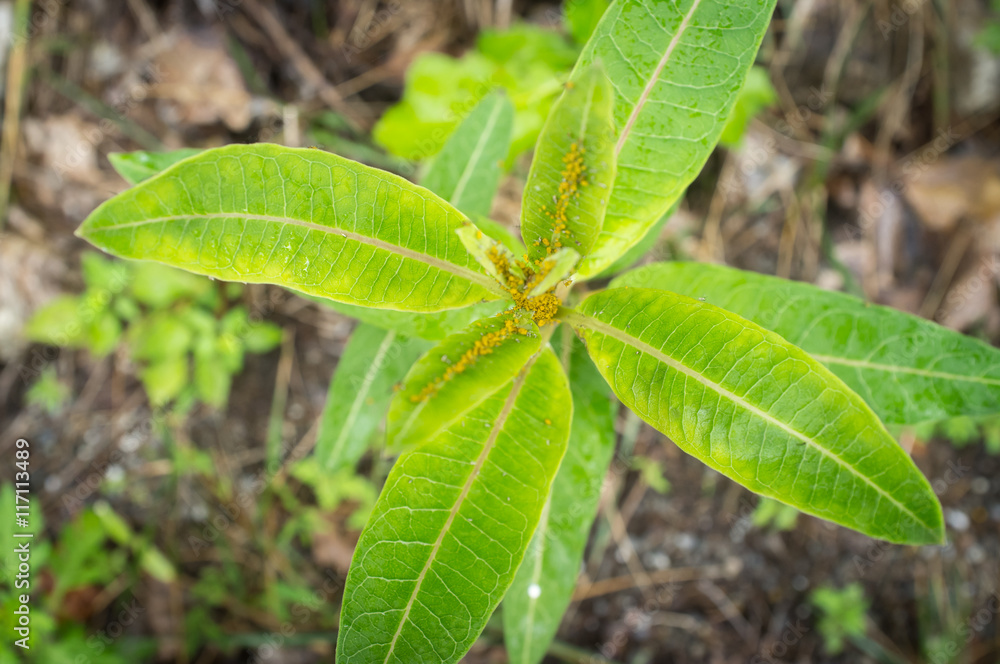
504 327 617 664
322 298 507 341
130 261 212 309
718 65 775 147
48 509 126 599
422 92 514 218
373 52 500 160
592 201 676 279
337 347 572 664
77 144 505 312
140 355 189 406
80 252 131 292
108 148 203 185
565 0 612 44
565 288 944 544
478 24 579 73
242 321 283 354
373 26 573 164
129 312 192 361
386 311 541 450
92 500 134 546
614 262 1000 425
86 309 122 357
24 296 87 347
138 546 177 583
572 0 777 277
25 367 70 414
521 66 616 264
194 352 232 409
315 324 430 473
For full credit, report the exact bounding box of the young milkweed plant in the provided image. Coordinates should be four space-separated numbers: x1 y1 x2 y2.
72 1 1000 662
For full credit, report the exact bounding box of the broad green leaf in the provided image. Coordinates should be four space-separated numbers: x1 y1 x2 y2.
592 201 677 279
504 327 617 664
422 92 514 218
614 262 1000 425
77 144 505 312
337 348 572 664
108 148 203 185
521 66 616 264
323 298 507 341
315 324 430 473
572 0 777 277
565 288 944 544
387 311 541 450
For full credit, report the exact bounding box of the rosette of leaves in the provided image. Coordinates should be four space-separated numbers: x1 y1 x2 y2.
72 2 1000 662
24 251 281 409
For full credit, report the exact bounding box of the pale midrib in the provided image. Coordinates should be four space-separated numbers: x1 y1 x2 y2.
87 212 505 295
382 357 539 663
518 498 551 664
565 311 937 534
811 354 1000 387
449 101 503 209
326 330 397 467
614 0 705 155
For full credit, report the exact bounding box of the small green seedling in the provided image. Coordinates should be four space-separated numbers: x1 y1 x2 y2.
752 497 799 532
24 367 70 414
71 2 1000 663
811 583 871 655
25 251 281 409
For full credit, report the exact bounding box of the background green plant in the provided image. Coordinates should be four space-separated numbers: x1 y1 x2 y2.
24 252 282 409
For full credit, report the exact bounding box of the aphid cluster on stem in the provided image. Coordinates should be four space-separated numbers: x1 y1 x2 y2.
535 138 589 260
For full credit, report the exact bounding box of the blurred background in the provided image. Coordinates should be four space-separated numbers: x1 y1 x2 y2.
1 0 999 662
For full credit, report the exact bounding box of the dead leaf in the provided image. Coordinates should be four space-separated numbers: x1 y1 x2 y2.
151 29 253 131
311 514 357 575
902 156 1000 232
